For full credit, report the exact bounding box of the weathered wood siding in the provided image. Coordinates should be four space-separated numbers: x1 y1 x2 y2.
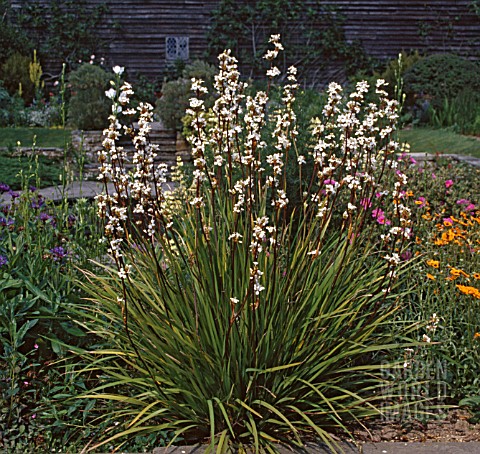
9 0 480 80
334 0 479 59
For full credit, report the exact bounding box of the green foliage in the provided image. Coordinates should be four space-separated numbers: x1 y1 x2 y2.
403 54 480 110
428 90 480 136
0 176 106 450
1 53 35 104
0 0 32 67
207 0 370 82
0 83 25 127
16 0 110 69
67 63 112 130
156 60 217 130
0 150 63 190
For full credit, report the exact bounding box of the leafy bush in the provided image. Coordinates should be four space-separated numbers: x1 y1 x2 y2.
78 38 416 451
67 63 112 130
155 60 217 130
403 54 480 110
0 83 25 127
0 53 35 104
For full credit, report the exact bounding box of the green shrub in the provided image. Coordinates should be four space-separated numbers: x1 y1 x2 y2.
155 60 217 130
0 82 28 127
0 53 35 104
67 63 112 130
403 54 480 110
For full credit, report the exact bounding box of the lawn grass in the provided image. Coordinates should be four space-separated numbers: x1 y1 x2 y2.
0 127 71 148
398 127 480 158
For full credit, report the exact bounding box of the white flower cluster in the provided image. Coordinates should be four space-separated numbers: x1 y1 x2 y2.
97 70 174 267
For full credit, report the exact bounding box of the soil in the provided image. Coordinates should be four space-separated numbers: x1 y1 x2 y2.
352 409 480 443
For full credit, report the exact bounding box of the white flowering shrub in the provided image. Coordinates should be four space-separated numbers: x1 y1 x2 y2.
81 37 414 451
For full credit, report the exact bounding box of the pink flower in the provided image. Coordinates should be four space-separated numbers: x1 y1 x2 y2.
323 179 337 186
372 208 391 225
360 198 372 209
409 157 417 164
466 204 476 212
445 179 453 189
443 217 454 225
432 173 436 180
457 199 470 205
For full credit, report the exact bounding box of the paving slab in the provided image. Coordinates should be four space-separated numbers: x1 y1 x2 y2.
148 442 480 454
0 180 176 205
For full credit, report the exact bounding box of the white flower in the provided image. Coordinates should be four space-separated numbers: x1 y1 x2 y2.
113 66 125 75
422 334 431 343
105 88 116 100
266 66 281 78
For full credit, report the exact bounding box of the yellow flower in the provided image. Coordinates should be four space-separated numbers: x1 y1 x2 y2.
473 273 480 280
426 259 440 268
474 333 480 339
456 284 480 299
426 273 436 280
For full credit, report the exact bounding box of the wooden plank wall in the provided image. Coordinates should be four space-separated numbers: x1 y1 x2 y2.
9 0 480 81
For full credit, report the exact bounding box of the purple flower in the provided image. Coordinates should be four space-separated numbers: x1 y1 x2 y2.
29 186 37 192
466 204 476 212
31 195 45 209
50 246 68 261
0 183 11 193
8 191 19 199
445 179 454 189
0 255 8 267
0 216 14 227
457 199 470 205
39 213 55 226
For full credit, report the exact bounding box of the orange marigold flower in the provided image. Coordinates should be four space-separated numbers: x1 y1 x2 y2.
426 273 436 280
441 230 455 242
474 332 480 339
450 268 469 278
406 190 414 197
456 284 480 299
426 259 440 268
473 273 480 280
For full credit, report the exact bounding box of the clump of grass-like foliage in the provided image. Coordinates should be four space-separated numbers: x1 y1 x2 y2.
78 36 416 452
